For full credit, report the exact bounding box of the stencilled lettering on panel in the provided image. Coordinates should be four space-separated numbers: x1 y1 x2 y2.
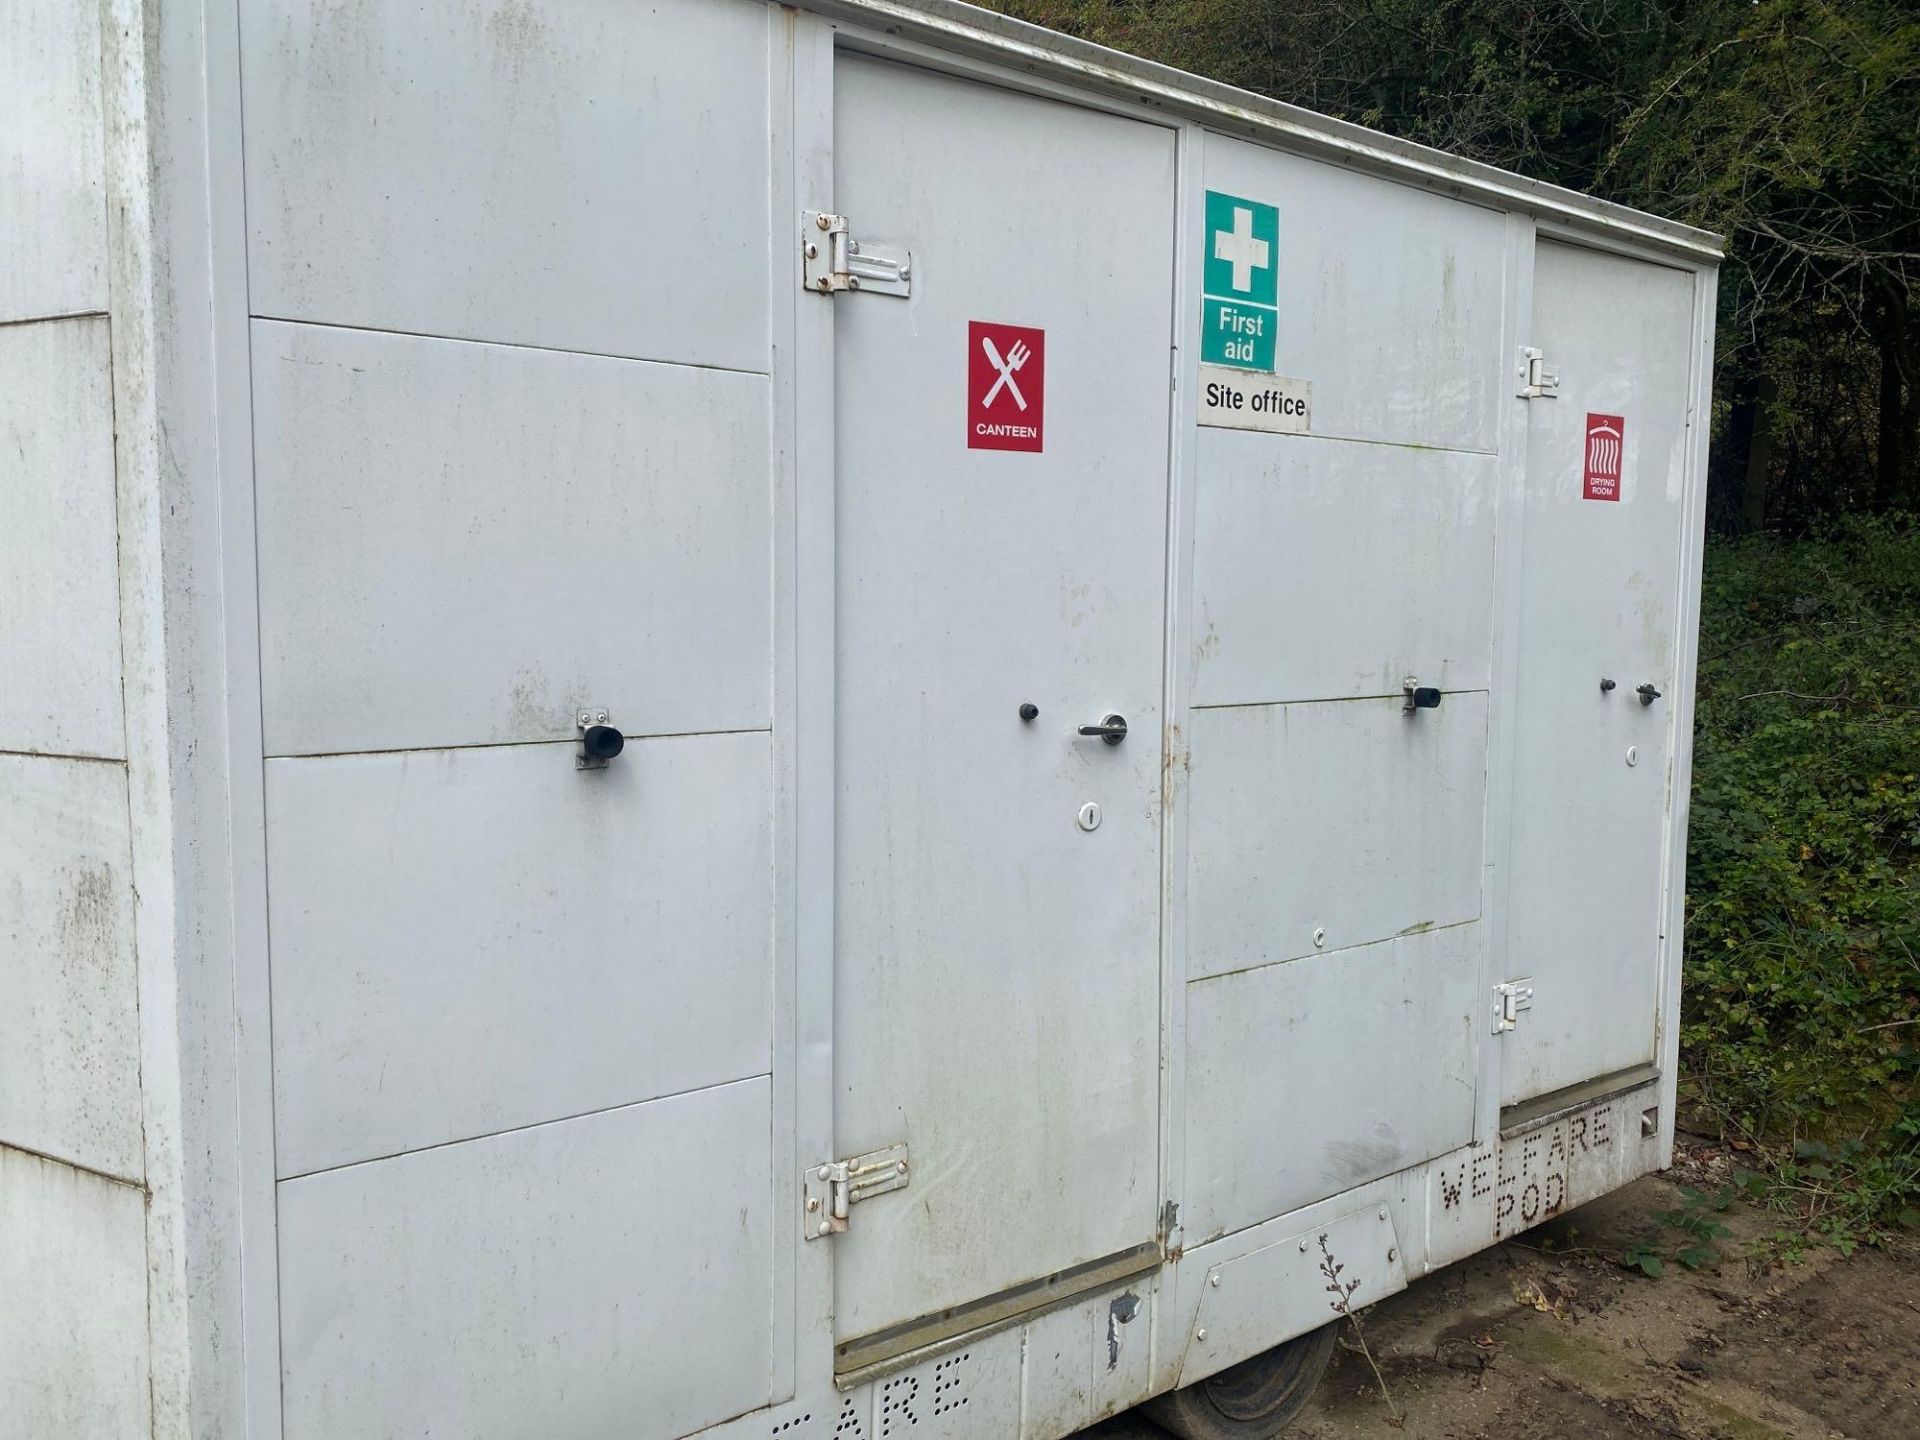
1434 1099 1625 1240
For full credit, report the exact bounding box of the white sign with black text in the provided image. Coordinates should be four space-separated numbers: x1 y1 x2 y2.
1197 364 1312 435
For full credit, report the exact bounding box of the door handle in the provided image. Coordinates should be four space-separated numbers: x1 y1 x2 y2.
1077 714 1128 746
1636 684 1662 706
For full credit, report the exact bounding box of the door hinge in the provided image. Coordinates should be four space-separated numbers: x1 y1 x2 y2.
1518 346 1559 399
803 1141 910 1239
802 211 912 297
1493 979 1535 1033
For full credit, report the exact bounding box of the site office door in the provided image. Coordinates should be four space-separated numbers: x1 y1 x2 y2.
829 56 1176 1366
1503 240 1699 1107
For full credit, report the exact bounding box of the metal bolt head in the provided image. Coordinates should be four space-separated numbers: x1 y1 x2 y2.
1378 1207 1389 1221
897 1160 908 1174
1209 1273 1221 1288
847 275 860 290
1313 927 1327 948
1388 1247 1398 1262
817 1166 832 1181
816 213 832 230
1299 1240 1309 1252
1195 1328 1207 1342
817 1221 833 1237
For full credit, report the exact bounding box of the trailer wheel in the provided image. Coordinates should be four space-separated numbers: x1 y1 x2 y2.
1143 1322 1338 1439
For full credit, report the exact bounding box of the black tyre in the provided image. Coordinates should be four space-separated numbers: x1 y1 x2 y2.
1143 1322 1339 1439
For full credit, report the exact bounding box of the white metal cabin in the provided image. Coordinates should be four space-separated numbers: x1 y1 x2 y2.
0 0 1718 1436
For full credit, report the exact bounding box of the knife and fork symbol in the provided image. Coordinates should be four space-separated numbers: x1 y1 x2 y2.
980 335 1031 411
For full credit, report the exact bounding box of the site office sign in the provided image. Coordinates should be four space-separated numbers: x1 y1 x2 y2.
968 321 1045 452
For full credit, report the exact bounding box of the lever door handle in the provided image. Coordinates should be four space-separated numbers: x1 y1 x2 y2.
1077 714 1128 746
1636 684 1662 706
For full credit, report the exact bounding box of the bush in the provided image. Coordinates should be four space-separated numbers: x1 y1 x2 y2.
1684 516 1920 1236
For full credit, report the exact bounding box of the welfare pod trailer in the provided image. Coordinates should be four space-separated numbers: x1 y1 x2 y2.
1 1 1720 1436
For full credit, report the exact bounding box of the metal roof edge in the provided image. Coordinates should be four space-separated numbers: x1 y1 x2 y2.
804 0 1727 264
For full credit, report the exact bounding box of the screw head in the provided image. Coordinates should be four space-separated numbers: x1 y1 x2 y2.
1313 927 1327 948
817 1220 833 1237
1209 1273 1221 1288
847 275 860 290
817 1166 832 1181
897 1160 908 1174
1195 1328 1207 1342
1388 1247 1398 1262
1299 1240 1309 1252
806 1197 820 1213
805 242 818 259
816 213 832 230
1379 1207 1389 1221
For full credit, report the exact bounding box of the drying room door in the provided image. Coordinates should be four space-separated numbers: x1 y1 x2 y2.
1502 240 1699 1107
829 56 1176 1366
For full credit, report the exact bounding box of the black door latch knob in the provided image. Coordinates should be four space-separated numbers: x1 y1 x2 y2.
581 723 625 761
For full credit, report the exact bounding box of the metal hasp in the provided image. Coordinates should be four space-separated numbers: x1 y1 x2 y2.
802 211 912 297
1401 678 1442 714
574 708 624 770
1493 980 1536 1034
803 1141 909 1240
1517 345 1559 399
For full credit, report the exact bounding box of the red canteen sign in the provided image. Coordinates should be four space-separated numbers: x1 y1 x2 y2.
968 321 1045 452
1583 412 1624 501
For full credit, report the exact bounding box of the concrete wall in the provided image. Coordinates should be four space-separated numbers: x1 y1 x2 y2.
0 1 152 1434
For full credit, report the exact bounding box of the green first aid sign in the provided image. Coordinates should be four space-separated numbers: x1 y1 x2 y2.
1201 191 1279 371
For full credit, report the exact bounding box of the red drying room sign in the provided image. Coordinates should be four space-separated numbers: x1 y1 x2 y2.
968 321 1045 452
1583 413 1625 501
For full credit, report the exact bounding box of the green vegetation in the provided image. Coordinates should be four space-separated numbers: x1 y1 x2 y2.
1621 1184 1740 1276
1687 518 1920 1242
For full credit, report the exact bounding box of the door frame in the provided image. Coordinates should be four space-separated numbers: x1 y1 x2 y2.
779 9 1198 1401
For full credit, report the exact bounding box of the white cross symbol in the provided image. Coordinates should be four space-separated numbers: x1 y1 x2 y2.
1214 206 1270 293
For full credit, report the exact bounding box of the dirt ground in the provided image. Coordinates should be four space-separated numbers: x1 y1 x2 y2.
1088 1154 1920 1439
